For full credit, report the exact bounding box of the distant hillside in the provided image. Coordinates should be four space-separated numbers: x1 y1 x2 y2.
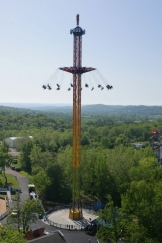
0 105 35 115
0 104 162 118
82 105 162 116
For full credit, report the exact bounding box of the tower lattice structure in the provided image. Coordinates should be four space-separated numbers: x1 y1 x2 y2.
59 14 95 219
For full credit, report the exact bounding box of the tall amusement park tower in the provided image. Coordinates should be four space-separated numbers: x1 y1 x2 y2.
43 14 113 220
59 15 95 220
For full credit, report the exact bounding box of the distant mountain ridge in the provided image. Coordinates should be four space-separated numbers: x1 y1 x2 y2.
0 103 162 117
0 103 72 108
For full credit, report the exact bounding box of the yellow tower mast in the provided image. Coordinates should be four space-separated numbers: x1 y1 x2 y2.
43 14 113 220
59 15 95 219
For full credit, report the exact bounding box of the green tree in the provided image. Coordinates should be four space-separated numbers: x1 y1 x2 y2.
0 152 10 186
21 199 43 232
7 198 43 233
0 140 9 153
129 157 157 182
81 134 90 146
7 193 22 231
29 144 42 167
0 225 27 243
19 139 33 173
94 155 116 202
45 162 66 202
33 170 50 199
96 195 122 243
122 180 162 242
30 145 53 174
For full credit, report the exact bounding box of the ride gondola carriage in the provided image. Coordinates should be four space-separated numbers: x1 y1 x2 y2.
47 84 52 90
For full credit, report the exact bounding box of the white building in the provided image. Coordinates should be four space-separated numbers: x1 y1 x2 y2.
134 143 144 149
5 136 33 148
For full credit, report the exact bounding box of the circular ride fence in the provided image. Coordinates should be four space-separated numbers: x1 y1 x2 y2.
45 205 94 230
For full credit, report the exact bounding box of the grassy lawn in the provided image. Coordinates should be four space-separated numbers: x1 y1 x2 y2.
19 170 29 177
0 174 19 188
12 160 21 168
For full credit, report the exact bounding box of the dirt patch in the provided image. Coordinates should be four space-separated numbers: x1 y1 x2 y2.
0 198 6 215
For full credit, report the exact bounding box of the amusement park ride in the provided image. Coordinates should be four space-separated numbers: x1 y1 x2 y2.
42 15 113 219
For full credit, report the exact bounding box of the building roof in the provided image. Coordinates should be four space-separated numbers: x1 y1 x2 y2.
6 137 21 140
28 231 66 243
6 136 33 140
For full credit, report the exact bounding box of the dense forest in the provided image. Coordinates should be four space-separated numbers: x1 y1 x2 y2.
0 105 162 242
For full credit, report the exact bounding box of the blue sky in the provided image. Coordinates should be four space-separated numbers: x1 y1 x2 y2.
0 0 161 105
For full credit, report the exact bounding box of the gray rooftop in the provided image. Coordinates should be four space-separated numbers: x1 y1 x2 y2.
28 231 66 243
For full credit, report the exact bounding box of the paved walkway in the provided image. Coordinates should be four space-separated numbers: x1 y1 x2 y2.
5 167 29 205
0 167 28 216
5 167 25 178
48 208 98 227
0 167 23 216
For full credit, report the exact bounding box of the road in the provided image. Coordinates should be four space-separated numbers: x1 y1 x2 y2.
6 167 28 205
4 167 98 243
